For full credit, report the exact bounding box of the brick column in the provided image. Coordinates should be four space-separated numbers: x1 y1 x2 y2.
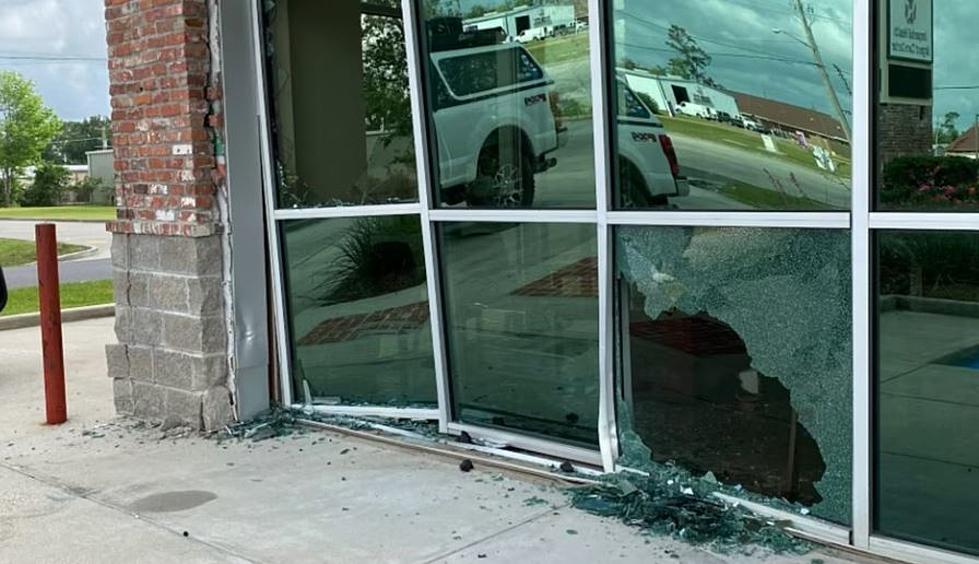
104 0 234 430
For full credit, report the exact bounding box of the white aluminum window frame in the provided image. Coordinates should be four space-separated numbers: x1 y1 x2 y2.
246 0 979 561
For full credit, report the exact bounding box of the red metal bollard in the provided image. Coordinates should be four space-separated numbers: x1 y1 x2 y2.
35 224 67 425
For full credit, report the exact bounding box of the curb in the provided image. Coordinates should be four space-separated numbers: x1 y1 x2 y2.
57 244 100 262
0 304 115 331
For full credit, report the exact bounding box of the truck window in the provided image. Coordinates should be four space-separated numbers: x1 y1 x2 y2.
437 48 544 97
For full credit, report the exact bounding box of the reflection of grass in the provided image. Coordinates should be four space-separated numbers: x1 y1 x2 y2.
524 33 589 66
661 116 851 179
1 280 114 317
719 182 837 210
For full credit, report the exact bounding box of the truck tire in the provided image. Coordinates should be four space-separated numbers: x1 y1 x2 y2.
469 131 535 208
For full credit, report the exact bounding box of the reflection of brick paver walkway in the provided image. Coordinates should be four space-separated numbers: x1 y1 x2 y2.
512 257 598 298
298 302 430 345
630 315 746 357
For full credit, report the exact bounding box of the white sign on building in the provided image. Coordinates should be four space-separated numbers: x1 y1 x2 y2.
888 0 933 62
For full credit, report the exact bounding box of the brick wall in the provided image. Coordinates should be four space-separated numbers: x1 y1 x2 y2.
878 103 933 166
104 0 234 430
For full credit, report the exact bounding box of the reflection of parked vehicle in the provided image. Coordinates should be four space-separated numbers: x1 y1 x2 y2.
742 117 765 132
616 80 688 207
676 101 714 120
516 26 550 43
429 43 563 207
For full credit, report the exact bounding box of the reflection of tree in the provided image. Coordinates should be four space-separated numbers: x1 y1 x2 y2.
363 15 412 137
663 25 719 87
935 111 961 144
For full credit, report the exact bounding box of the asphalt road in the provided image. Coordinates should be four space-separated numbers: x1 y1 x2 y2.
0 220 112 289
533 119 849 209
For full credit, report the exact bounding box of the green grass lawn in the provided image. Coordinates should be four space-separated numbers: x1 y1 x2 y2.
661 115 852 179
718 182 837 210
0 238 88 268
0 205 115 222
1 279 114 317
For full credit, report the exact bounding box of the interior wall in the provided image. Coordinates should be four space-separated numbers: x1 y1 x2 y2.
287 0 367 202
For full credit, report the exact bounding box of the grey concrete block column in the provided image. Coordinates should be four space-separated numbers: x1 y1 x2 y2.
106 233 234 430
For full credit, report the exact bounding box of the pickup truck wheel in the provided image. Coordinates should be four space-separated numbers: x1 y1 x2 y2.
470 140 535 208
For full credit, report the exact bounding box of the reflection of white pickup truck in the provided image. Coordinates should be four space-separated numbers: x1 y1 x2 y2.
516 26 550 43
616 80 688 207
676 101 714 120
429 44 563 207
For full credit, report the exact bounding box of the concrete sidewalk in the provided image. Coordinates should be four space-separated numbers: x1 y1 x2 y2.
0 319 871 563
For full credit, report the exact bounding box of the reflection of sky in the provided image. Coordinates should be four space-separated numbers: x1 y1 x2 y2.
452 0 978 133
934 0 979 131
614 0 853 118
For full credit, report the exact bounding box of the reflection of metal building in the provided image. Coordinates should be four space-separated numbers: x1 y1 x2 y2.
619 69 740 118
462 5 576 38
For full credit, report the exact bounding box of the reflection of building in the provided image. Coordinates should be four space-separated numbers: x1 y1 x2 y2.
462 5 576 38
619 69 740 118
947 126 979 159
732 92 848 144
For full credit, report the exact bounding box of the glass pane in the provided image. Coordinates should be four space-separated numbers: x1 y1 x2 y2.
876 1 979 211
263 1 419 208
876 231 979 554
439 223 599 446
615 227 852 523
281 216 437 406
417 2 596 209
608 1 852 210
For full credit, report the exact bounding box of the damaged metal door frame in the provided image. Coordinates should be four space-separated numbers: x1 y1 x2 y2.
246 0 979 561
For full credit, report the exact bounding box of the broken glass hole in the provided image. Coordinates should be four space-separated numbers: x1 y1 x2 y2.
622 303 826 507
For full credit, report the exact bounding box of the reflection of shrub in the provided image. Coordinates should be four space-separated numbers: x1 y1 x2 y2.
318 216 425 305
881 156 979 208
558 98 591 118
635 92 660 114
880 232 979 301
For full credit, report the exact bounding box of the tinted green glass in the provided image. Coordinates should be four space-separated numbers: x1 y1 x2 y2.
281 217 436 406
608 1 852 210
264 1 418 208
439 223 599 446
877 2 979 211
417 1 596 209
616 227 852 523
876 231 979 555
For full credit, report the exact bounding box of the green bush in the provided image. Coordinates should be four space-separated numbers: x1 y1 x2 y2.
880 155 979 208
18 162 70 207
71 176 103 203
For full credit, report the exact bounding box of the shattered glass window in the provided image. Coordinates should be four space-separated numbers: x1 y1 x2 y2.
615 226 852 523
281 217 437 407
440 222 599 446
876 231 979 555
